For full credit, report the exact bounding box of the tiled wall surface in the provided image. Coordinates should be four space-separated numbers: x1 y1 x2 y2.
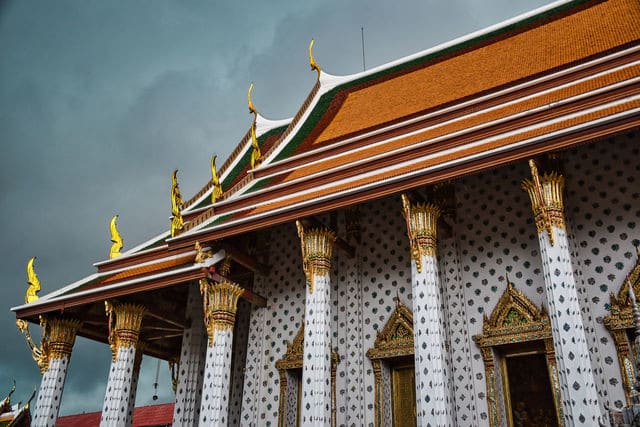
239 132 640 425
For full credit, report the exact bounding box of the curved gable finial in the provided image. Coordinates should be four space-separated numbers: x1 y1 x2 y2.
247 82 257 118
309 39 321 79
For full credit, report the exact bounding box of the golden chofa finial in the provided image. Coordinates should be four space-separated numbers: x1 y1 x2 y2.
171 169 184 237
247 82 257 117
25 257 41 304
309 39 321 78
109 215 123 259
210 155 223 204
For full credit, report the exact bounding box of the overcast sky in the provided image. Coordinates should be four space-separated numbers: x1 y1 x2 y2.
0 0 552 416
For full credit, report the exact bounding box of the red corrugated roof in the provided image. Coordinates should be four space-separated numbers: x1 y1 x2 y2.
56 403 174 427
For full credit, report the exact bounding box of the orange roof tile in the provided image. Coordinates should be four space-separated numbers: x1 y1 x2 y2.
99 253 195 285
294 0 640 154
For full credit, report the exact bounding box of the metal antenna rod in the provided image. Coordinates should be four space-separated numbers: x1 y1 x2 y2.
361 27 366 72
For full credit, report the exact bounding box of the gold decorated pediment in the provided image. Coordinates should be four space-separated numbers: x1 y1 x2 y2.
474 279 551 347
603 249 640 405
367 301 414 360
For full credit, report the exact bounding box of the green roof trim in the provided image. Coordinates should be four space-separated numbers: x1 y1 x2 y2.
272 0 593 163
200 213 233 231
244 176 271 194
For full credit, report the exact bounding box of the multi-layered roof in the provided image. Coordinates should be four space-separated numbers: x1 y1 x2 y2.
13 0 640 324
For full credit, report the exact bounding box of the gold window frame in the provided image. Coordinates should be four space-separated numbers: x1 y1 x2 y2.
366 301 415 427
275 325 340 427
604 249 640 405
473 280 564 427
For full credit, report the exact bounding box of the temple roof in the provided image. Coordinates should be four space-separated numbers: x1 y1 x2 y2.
12 248 224 318
169 0 640 247
11 0 640 320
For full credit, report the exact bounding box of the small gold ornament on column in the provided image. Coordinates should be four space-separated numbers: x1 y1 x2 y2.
522 160 566 246
296 220 335 294
401 194 441 273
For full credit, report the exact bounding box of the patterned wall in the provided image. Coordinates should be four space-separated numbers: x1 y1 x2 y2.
453 161 549 424
564 132 640 410
240 223 306 426
228 299 251 426
238 131 640 425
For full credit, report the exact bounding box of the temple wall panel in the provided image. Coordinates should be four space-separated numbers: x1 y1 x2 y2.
240 223 306 426
453 162 547 424
332 246 348 426
228 299 250 426
563 132 640 411
239 275 266 426
357 197 414 426
238 132 639 425
441 236 478 426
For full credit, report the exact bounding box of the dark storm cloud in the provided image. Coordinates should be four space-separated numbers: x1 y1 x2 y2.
0 0 550 414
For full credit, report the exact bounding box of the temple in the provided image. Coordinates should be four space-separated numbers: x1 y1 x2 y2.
10 0 640 425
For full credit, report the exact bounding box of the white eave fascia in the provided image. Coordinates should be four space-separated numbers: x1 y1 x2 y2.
11 249 226 312
10 272 104 312
256 0 575 168
178 101 640 238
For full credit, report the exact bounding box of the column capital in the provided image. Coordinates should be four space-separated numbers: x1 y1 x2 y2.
296 221 336 293
16 316 81 374
401 194 441 272
200 279 244 346
47 318 82 361
105 302 146 362
522 161 566 244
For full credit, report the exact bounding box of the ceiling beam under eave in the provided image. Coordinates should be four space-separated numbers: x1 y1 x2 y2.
220 242 270 275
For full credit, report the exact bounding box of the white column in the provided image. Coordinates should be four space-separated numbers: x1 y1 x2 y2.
100 303 145 427
198 280 244 426
172 283 207 426
402 195 453 427
32 318 81 427
125 343 144 426
523 165 601 425
297 224 336 426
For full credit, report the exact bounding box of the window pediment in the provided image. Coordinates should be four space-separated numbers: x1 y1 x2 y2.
367 301 414 360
